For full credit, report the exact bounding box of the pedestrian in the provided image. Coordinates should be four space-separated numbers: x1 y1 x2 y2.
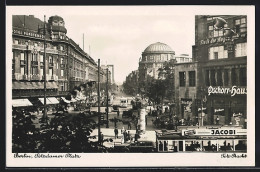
114 127 118 139
123 130 127 142
121 126 125 134
100 132 104 146
127 131 131 141
128 121 131 130
135 133 139 142
117 110 120 117
216 116 220 125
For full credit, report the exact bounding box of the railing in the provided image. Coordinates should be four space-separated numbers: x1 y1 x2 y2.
12 44 27 50
22 74 28 80
31 74 41 81
12 90 58 98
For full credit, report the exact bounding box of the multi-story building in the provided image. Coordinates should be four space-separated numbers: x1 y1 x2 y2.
175 54 192 63
12 15 100 105
191 15 247 126
174 62 199 122
138 42 175 81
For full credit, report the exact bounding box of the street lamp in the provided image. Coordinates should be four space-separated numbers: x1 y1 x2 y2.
106 67 109 128
97 59 101 145
42 15 47 123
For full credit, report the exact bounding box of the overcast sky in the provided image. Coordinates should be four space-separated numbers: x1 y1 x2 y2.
8 6 251 84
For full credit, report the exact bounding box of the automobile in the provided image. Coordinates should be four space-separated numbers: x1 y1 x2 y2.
122 110 133 119
120 97 128 108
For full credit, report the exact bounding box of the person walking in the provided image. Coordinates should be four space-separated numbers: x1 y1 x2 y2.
216 116 220 125
128 121 131 130
114 127 118 139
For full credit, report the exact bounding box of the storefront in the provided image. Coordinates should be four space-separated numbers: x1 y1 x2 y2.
205 86 247 126
156 128 247 152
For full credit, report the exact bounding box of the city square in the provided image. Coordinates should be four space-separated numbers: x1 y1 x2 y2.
11 12 248 154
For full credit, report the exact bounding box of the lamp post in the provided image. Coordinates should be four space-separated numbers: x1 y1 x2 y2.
97 59 101 145
106 67 109 128
43 15 47 123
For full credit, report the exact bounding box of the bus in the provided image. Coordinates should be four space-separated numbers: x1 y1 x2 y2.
120 97 128 108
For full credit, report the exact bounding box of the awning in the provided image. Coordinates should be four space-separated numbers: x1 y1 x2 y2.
61 97 71 103
47 97 59 104
12 99 33 107
39 98 52 105
13 81 58 90
38 97 59 105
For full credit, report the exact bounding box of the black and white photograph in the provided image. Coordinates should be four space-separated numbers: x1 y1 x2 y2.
6 5 255 167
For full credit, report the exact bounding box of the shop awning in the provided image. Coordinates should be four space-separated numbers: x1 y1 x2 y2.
13 81 58 90
38 97 59 105
12 99 33 107
39 98 52 105
61 97 71 104
47 97 59 104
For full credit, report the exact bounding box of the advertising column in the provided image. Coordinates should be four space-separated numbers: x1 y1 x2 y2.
139 108 146 133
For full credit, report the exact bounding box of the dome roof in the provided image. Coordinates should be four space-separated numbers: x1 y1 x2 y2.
144 42 174 53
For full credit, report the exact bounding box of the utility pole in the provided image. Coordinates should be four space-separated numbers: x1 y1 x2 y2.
97 59 101 144
43 15 47 123
106 67 109 128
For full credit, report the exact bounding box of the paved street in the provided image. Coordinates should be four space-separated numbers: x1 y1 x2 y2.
89 95 158 131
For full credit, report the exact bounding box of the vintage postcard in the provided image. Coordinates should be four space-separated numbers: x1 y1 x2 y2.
6 5 255 167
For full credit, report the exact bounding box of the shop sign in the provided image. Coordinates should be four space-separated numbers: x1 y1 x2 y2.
13 29 44 39
233 113 243 117
215 108 224 113
182 129 196 136
199 37 234 45
187 129 247 136
208 86 247 97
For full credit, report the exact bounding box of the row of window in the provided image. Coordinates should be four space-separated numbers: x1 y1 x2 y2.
207 17 247 38
13 39 66 51
205 68 246 86
208 43 247 60
69 69 86 78
15 52 65 64
19 66 65 77
179 71 196 87
142 54 173 62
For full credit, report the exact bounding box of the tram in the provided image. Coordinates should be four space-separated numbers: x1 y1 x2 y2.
156 127 247 153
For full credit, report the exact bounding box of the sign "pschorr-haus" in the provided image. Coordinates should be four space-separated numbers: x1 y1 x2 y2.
208 86 247 97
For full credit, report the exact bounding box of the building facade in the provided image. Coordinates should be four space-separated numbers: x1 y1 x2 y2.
174 62 199 123
175 54 192 63
138 42 175 81
192 15 247 126
12 15 103 103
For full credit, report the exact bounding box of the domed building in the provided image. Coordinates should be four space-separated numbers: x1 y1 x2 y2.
138 42 175 81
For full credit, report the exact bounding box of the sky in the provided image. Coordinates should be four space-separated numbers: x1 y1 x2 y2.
8 6 251 84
